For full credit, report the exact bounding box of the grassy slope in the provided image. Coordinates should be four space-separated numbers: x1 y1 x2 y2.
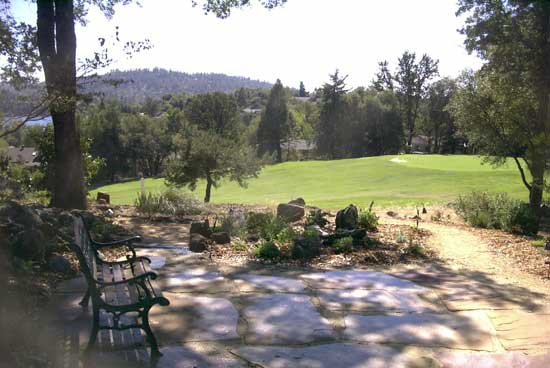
91 154 530 209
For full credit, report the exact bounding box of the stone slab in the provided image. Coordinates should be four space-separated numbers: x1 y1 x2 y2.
317 289 437 312
301 271 427 292
488 310 550 351
232 343 414 368
156 345 246 368
55 276 87 293
150 294 239 342
161 268 231 293
436 351 550 368
243 294 335 344
344 311 498 350
235 274 307 293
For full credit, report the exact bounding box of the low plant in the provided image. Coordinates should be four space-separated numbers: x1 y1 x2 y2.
232 239 248 252
395 230 407 244
358 211 378 231
406 242 425 257
135 190 204 219
291 228 321 260
305 209 329 227
276 226 297 244
430 210 443 222
333 236 353 254
455 191 538 235
252 240 281 260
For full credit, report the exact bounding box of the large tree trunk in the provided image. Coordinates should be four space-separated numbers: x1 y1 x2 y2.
37 0 86 209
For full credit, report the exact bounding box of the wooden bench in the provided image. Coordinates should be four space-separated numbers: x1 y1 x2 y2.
71 216 170 365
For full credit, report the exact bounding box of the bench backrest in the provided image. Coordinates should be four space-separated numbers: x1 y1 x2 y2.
72 216 101 289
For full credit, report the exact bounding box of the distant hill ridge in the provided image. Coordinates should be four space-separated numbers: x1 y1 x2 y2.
87 68 273 103
0 68 273 117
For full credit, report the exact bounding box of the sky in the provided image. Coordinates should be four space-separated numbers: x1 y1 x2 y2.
12 0 483 91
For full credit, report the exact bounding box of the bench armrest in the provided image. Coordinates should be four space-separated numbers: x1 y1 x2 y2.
100 256 152 266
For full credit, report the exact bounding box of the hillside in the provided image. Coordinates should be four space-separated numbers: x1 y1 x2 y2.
0 68 272 116
91 155 531 209
86 68 272 104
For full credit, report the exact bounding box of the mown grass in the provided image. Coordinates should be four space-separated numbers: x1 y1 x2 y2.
91 154 534 209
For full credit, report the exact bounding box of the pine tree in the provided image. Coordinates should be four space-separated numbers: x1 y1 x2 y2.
257 79 289 162
316 70 348 159
298 81 308 97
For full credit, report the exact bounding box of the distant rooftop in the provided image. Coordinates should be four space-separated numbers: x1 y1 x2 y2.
3 146 39 167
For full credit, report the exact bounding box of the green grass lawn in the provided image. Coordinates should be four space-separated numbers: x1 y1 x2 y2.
91 154 532 209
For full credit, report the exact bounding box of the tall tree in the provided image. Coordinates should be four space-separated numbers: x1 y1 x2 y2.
317 70 348 159
165 93 260 203
374 51 439 147
421 78 457 153
454 0 550 213
298 81 308 97
257 79 289 162
0 0 286 209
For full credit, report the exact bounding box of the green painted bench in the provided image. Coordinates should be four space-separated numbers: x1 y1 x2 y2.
71 216 170 365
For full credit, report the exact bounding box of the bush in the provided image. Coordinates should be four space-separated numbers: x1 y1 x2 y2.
291 228 321 260
252 240 281 260
305 209 329 227
455 191 539 235
358 211 378 231
275 226 297 244
333 236 353 254
245 212 287 241
232 239 248 252
135 190 204 218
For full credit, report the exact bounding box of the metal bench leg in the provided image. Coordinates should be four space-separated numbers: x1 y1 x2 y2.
85 305 100 353
142 308 162 365
79 287 90 307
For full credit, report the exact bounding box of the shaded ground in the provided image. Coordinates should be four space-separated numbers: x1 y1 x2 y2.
43 212 550 367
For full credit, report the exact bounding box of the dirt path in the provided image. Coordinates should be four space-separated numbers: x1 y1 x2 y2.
381 217 550 299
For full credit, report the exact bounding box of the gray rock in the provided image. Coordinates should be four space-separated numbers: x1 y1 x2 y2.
288 197 306 206
0 201 43 228
189 233 208 252
48 255 72 274
13 228 47 261
211 232 230 244
276 203 305 222
96 191 110 204
335 204 358 230
190 221 212 238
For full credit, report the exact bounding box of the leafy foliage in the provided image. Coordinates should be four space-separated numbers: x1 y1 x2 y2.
252 240 281 260
333 236 353 254
291 228 321 260
134 190 204 218
358 210 378 231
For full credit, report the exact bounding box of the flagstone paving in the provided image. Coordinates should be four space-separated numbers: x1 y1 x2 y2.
50 243 550 367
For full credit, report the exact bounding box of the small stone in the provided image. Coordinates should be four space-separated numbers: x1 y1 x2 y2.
189 233 208 252
277 203 305 222
386 211 398 217
211 232 230 244
13 228 47 261
48 255 72 274
190 221 212 238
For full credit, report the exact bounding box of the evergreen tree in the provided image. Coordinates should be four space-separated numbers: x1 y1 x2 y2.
257 79 289 162
316 70 348 159
298 81 308 97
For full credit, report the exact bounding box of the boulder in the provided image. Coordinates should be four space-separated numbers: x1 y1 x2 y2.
335 204 359 230
48 255 72 274
190 220 212 238
96 192 110 204
211 232 231 244
0 201 43 229
277 203 305 222
288 197 306 207
189 233 208 253
12 228 47 261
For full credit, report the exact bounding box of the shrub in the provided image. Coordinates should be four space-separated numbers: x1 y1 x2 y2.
395 231 407 244
456 191 538 235
358 211 378 231
406 243 425 257
245 212 287 241
291 228 321 260
232 239 248 252
276 226 297 244
252 240 281 260
135 190 204 218
333 236 353 254
305 209 329 227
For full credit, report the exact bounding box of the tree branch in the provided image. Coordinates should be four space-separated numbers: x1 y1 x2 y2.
513 156 532 191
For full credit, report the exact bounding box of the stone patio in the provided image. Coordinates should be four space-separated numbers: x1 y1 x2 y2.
48 243 550 367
